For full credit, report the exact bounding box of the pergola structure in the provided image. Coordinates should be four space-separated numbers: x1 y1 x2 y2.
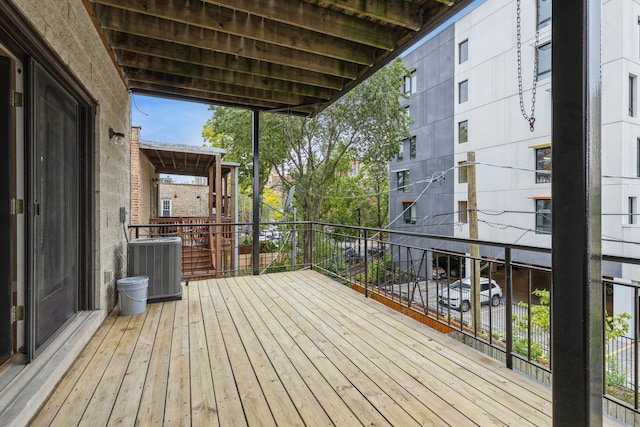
138 140 237 275
84 1 603 425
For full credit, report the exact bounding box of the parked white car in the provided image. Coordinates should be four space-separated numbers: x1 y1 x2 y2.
438 277 502 312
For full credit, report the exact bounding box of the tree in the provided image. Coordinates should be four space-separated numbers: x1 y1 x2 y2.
202 59 411 248
201 107 289 193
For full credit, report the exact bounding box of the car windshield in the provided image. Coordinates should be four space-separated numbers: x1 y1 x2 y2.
449 280 470 290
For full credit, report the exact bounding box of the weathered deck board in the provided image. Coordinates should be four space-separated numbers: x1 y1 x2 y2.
31 270 580 426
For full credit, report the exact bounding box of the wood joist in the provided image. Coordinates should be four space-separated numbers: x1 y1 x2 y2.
87 0 466 115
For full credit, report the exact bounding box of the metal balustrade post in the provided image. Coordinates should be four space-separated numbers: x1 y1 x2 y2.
505 247 513 369
364 230 368 298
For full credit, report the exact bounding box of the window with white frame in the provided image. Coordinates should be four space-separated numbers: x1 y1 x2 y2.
404 69 417 95
630 74 637 117
397 170 409 192
637 138 640 177
458 201 468 224
537 43 551 80
538 0 551 29
459 39 468 64
458 120 468 143
535 146 552 183
402 201 416 224
535 199 552 234
458 161 468 183
459 80 468 103
630 197 638 225
161 198 172 217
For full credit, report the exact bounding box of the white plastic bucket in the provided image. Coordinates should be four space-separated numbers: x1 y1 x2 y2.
117 276 148 316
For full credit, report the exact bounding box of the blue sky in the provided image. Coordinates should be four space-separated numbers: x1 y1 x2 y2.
131 95 213 146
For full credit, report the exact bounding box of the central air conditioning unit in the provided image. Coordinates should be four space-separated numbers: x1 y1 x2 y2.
128 237 182 302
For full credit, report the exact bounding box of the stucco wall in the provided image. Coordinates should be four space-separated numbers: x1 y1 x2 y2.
12 0 131 314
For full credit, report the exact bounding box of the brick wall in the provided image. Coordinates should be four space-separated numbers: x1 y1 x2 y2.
131 127 157 224
159 183 210 217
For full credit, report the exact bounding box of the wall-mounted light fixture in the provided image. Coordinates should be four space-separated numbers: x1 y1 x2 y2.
109 127 125 145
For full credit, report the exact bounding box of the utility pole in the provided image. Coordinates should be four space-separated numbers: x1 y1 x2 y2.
467 151 481 329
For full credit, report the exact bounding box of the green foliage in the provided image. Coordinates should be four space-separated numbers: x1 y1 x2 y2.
605 311 631 343
512 289 551 361
201 59 410 228
604 310 631 395
366 253 393 285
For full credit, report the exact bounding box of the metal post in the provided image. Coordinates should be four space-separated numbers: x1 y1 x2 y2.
292 208 297 270
363 229 368 297
505 247 513 369
252 110 260 276
551 1 602 424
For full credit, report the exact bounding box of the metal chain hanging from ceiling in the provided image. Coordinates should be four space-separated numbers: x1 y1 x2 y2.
516 0 540 132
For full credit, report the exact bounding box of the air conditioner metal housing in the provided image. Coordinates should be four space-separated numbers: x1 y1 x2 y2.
128 237 182 302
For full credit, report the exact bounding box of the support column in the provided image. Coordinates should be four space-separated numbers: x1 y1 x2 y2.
215 154 222 277
551 1 602 425
252 111 260 275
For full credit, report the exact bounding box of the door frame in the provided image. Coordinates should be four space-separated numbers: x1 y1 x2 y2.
0 2 96 360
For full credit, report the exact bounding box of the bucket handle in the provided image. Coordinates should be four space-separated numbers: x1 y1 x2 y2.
120 291 147 303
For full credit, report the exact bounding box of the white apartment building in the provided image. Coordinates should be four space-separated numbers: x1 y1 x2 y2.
391 0 640 286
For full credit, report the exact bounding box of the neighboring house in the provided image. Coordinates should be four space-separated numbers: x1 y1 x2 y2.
390 0 640 312
131 127 239 278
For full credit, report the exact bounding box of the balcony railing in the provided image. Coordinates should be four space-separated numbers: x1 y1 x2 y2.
128 220 640 416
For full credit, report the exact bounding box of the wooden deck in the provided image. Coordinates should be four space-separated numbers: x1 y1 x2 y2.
30 270 568 426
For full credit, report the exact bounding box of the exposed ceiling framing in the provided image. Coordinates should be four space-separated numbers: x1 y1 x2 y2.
86 0 470 115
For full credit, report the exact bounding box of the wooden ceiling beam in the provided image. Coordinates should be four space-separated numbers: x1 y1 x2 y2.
128 82 304 111
202 0 397 49
93 0 375 65
305 0 422 29
128 70 318 105
116 51 335 99
110 33 346 90
97 7 360 79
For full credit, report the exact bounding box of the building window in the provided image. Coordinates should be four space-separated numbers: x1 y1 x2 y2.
537 43 551 80
459 39 468 64
538 0 551 29
405 105 411 120
458 201 468 224
630 197 637 225
637 138 640 177
458 161 468 183
409 136 417 159
535 146 552 183
161 198 172 217
630 75 637 117
397 170 409 192
404 69 417 95
535 199 552 234
459 80 468 103
458 120 468 143
397 140 404 161
402 202 416 224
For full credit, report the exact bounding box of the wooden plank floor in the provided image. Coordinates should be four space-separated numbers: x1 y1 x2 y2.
30 270 569 426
